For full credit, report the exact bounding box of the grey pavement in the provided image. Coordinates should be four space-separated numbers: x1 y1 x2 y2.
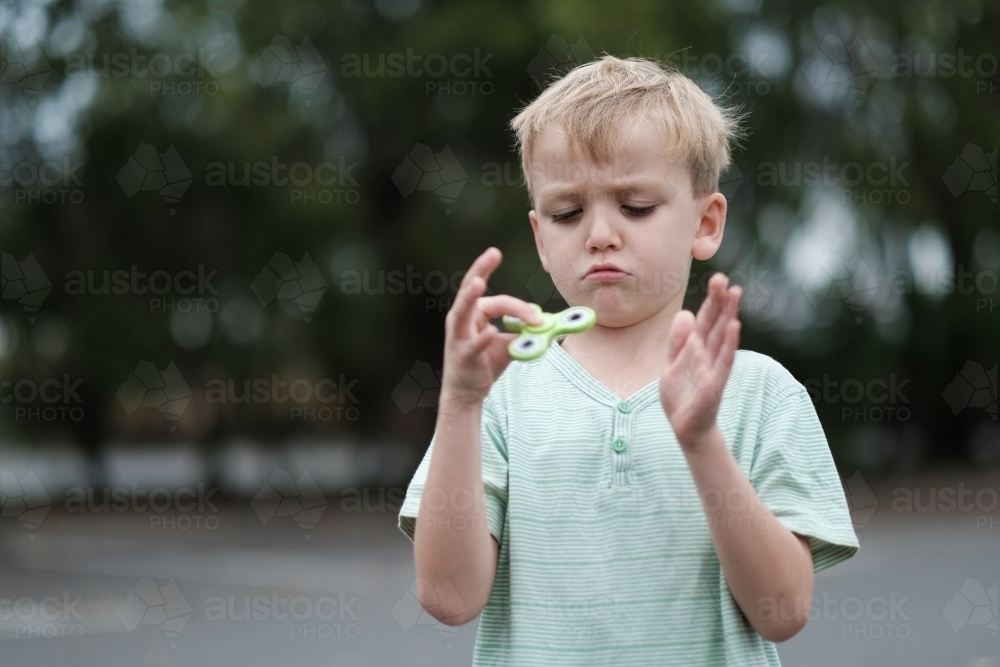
0 467 997 666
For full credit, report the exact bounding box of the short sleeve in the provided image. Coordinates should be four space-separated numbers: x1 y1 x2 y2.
749 386 859 573
397 395 508 545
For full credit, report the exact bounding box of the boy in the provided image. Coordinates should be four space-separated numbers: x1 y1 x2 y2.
397 55 859 666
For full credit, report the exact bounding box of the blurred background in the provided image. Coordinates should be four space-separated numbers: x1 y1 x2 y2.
0 0 997 664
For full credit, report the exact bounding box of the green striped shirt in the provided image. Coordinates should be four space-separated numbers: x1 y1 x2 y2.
399 335 858 665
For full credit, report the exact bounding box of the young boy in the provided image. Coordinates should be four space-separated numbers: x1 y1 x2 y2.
397 55 859 666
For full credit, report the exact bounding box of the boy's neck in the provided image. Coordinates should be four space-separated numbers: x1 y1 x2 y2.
557 299 683 398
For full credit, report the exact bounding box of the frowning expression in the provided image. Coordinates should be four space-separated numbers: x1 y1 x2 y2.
527 118 727 327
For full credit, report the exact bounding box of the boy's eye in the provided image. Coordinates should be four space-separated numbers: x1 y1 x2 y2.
622 204 656 216
551 208 582 223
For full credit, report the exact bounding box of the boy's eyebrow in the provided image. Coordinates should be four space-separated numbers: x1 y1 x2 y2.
607 177 675 197
536 178 676 204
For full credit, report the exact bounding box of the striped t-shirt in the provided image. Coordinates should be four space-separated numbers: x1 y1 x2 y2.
398 334 859 666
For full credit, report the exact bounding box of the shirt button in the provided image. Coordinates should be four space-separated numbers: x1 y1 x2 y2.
617 400 632 414
612 437 628 453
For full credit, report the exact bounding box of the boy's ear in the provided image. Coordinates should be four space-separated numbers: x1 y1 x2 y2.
529 210 549 273
691 192 727 262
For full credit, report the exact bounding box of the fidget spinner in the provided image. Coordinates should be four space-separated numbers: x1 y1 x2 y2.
501 303 596 361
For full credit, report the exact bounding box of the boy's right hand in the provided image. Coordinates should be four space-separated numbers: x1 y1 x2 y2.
441 247 544 405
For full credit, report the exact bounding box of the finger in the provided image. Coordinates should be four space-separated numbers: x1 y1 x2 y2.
682 331 728 410
666 309 695 364
476 295 544 325
449 274 486 338
664 320 702 397
695 272 729 341
706 285 742 360
713 319 741 383
469 323 499 357
701 276 736 357
693 273 720 340
472 327 524 360
458 247 501 292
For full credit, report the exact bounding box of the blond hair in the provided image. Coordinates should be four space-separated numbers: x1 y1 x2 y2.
510 55 744 201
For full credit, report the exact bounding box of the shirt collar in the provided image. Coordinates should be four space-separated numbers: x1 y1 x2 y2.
544 334 662 411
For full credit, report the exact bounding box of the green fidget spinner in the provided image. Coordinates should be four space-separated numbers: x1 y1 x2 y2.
501 303 596 361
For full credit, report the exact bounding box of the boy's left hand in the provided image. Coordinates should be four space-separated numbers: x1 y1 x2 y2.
660 273 743 450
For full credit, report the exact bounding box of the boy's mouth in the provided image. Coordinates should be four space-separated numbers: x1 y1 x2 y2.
585 262 629 281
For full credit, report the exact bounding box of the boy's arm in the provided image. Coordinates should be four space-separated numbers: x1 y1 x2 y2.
413 247 539 627
682 425 814 642
660 273 813 643
413 390 500 627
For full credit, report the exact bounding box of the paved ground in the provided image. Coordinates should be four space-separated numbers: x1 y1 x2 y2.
0 466 997 666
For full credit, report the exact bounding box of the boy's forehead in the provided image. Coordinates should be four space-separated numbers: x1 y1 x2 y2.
529 123 684 192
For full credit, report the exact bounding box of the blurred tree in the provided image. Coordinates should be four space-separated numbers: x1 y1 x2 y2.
0 0 996 471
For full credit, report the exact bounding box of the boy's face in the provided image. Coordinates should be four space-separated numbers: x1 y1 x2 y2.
527 117 727 327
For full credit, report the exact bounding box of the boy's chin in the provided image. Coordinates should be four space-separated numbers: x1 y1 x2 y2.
584 297 645 326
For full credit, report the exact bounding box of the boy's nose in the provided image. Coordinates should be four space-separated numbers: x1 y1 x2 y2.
585 204 623 252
